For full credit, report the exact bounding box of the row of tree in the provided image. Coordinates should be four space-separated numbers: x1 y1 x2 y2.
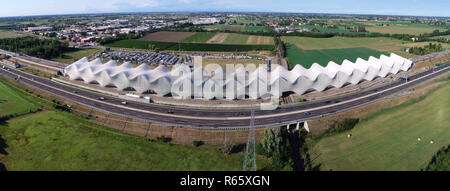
408 43 443 55
0 36 69 59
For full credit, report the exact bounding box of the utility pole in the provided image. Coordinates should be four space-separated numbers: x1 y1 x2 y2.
243 110 256 171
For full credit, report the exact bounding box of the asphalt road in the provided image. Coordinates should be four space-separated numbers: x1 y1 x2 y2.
0 63 449 129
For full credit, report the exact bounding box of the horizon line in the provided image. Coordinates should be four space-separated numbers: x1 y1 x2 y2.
0 10 449 19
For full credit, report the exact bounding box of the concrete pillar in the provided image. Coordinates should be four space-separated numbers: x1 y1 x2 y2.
304 121 310 132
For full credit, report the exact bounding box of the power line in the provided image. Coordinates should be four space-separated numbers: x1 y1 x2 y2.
243 109 256 171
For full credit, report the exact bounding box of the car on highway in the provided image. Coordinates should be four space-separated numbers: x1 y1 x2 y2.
303 111 311 115
167 109 174 114
121 101 127 105
98 97 105 100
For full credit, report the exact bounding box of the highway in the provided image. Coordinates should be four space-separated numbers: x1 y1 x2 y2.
0 62 449 129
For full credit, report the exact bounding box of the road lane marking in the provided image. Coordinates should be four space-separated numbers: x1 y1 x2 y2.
1 65 449 122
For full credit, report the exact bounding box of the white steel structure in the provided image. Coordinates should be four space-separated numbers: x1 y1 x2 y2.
64 53 412 99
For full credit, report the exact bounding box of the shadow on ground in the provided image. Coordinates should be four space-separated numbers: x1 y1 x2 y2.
0 133 8 171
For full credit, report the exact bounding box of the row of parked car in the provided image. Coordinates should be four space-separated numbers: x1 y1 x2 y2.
99 51 189 66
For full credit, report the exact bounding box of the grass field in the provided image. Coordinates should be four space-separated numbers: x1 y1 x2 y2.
51 48 101 64
293 25 352 34
203 24 243 31
1 111 270 170
209 33 273 45
308 81 450 170
281 36 407 52
282 36 412 68
0 30 32 39
243 26 269 32
140 31 196 42
0 80 37 116
286 46 385 69
222 33 251 44
365 22 446 35
106 39 275 52
0 78 270 170
181 32 217 43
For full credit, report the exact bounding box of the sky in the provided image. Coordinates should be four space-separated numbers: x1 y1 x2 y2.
0 0 448 17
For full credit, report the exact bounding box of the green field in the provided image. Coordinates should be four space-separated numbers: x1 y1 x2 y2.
51 48 102 64
181 32 217 43
281 36 407 51
282 36 413 68
0 80 37 116
106 39 275 52
222 33 253 44
293 25 353 34
203 24 243 31
243 26 269 32
308 81 450 170
364 22 447 35
286 46 385 69
0 30 32 39
0 78 270 170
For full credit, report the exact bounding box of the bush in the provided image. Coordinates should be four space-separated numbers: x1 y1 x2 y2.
295 98 305 103
221 141 233 155
424 145 450 171
156 136 171 143
313 118 360 142
192 140 204 147
260 127 294 170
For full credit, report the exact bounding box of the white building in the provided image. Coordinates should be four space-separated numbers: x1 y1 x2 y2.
192 18 219 25
64 53 412 100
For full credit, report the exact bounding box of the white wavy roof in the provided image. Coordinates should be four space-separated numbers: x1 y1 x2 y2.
64 53 413 99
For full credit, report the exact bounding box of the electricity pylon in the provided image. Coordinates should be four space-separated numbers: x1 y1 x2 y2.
243 109 256 171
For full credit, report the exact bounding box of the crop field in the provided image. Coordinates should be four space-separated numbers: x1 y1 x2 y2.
203 24 268 32
0 30 32 39
281 36 407 52
207 33 229 43
364 22 446 35
222 33 250 44
243 26 269 32
245 35 274 44
106 39 275 52
0 80 37 116
181 32 217 43
209 33 273 45
293 25 352 34
140 31 196 42
308 82 450 170
0 78 270 170
203 24 243 31
286 46 385 69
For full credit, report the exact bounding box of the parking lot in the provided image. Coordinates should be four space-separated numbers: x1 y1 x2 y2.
98 51 188 66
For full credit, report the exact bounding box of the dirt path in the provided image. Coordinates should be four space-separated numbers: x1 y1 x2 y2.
207 33 229 44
